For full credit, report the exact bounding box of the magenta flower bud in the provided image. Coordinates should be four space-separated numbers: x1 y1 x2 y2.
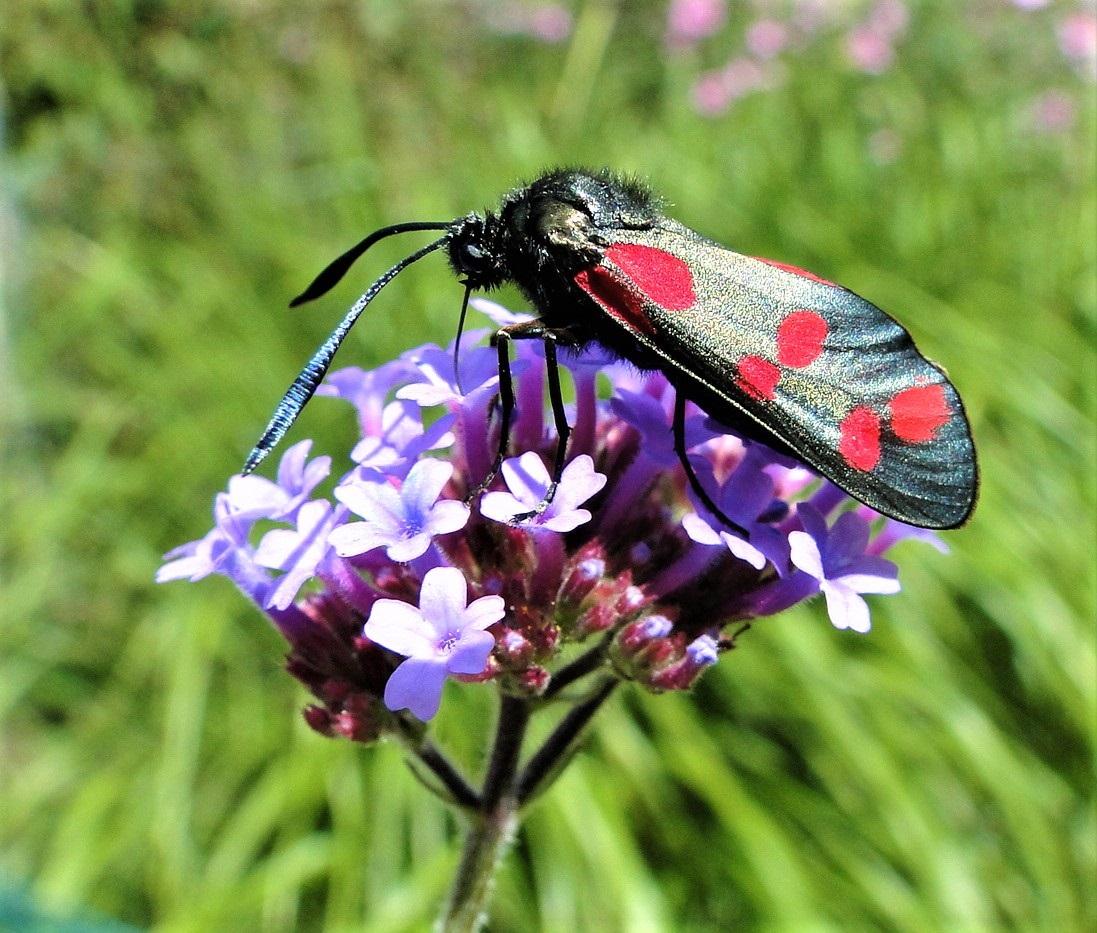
574 602 615 636
536 624 560 656
650 635 720 691
496 629 535 668
318 678 352 705
615 585 649 618
557 554 606 612
516 666 551 696
636 636 680 672
303 705 334 736
330 694 384 743
617 615 675 655
570 571 650 639
612 616 683 683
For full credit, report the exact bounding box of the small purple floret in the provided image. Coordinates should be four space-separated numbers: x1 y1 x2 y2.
480 452 607 531
789 503 900 633
330 459 469 562
682 449 792 571
254 499 341 610
226 440 330 522
365 566 505 720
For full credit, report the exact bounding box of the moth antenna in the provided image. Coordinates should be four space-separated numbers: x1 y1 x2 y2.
243 235 449 474
289 221 453 308
452 284 473 396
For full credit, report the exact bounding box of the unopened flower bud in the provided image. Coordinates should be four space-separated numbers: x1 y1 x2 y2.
649 634 720 691
573 601 614 636
558 556 606 611
615 584 648 619
516 666 551 696
611 615 681 681
571 572 649 638
496 629 535 668
303 705 334 736
331 693 384 743
618 614 674 654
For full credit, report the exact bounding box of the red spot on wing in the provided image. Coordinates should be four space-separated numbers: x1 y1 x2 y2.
735 355 781 401
575 266 655 335
606 243 696 310
889 383 950 443
777 310 829 367
839 407 882 471
755 256 837 288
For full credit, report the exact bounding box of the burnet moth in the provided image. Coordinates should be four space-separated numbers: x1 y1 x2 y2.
244 169 977 534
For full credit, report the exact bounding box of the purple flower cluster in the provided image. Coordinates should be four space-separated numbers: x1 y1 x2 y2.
160 299 940 735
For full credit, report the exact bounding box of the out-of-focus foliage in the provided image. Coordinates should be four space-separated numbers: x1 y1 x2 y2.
1 1 1093 930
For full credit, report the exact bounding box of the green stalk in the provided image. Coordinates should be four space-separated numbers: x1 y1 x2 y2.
437 695 529 932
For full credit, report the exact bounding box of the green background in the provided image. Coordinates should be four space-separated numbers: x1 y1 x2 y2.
2 2 1093 930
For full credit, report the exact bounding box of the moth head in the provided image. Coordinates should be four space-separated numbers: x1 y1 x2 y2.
447 213 509 289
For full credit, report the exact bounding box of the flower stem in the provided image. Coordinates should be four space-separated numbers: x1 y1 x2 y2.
518 677 618 805
542 634 611 699
394 718 480 811
438 796 520 933
439 694 529 932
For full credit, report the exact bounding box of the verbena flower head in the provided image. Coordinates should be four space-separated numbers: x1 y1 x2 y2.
160 299 941 734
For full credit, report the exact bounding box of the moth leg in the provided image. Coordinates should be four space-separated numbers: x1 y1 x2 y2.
463 328 517 505
673 393 750 538
465 321 576 520
508 333 572 524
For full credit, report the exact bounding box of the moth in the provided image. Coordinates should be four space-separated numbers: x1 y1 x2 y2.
244 169 978 534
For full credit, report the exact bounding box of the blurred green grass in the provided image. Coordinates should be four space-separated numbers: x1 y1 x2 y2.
1 2 1093 930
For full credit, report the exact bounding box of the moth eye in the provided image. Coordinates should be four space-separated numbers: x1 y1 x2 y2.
456 239 490 275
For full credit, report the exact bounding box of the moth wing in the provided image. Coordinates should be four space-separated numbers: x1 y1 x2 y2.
574 224 977 528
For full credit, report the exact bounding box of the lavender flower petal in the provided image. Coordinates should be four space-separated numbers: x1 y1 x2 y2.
788 527 825 580
469 296 533 327
254 500 338 610
328 522 400 560
461 594 507 631
446 630 497 675
822 584 873 634
364 598 438 657
319 360 417 435
419 565 469 636
789 503 902 632
384 657 448 720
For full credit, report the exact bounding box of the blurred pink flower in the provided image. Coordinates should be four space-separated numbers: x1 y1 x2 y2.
1058 12 1096 68
1010 0 1050 10
746 19 789 59
529 5 573 43
692 70 733 115
1030 90 1077 133
486 3 573 43
867 0 910 39
667 0 727 48
692 57 779 116
846 25 895 74
845 0 908 74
